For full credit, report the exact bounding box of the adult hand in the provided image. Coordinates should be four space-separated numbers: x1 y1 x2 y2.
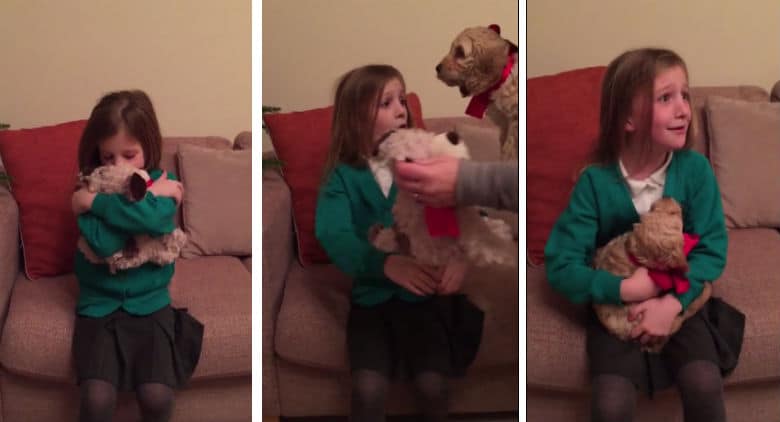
620 267 661 302
628 294 682 346
71 188 97 215
148 171 184 205
394 156 460 207
384 255 439 296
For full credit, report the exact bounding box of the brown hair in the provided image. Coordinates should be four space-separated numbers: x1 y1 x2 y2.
592 48 691 165
322 65 413 178
77 90 163 174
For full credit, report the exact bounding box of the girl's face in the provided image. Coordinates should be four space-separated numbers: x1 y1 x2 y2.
628 65 691 151
99 127 146 169
372 78 408 142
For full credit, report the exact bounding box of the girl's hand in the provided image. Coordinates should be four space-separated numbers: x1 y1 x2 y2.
148 171 184 205
628 294 682 346
72 188 97 215
384 255 439 296
620 267 661 302
437 257 468 295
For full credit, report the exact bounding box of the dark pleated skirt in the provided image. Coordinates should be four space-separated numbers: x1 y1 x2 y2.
587 297 745 396
347 294 484 379
73 305 204 391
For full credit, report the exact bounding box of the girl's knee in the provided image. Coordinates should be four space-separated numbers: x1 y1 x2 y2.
677 360 723 397
414 371 448 402
137 383 174 415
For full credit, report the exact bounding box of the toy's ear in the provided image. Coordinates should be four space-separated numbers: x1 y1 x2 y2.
128 173 148 202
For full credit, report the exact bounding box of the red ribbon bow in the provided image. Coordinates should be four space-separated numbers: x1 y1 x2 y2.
629 233 700 294
464 48 516 119
424 206 460 238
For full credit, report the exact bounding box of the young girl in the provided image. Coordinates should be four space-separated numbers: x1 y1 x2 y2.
315 65 483 422
71 90 203 422
545 48 744 422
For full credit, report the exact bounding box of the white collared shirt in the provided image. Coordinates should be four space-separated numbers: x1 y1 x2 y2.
619 152 673 215
368 158 393 198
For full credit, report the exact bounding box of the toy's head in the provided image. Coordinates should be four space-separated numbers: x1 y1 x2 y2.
81 164 151 202
373 128 470 164
627 197 687 271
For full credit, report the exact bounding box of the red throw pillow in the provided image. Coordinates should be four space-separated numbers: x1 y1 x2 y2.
264 93 426 267
0 120 87 279
527 66 606 265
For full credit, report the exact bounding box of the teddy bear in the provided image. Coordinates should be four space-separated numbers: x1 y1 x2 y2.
368 128 516 270
76 164 187 274
592 197 712 352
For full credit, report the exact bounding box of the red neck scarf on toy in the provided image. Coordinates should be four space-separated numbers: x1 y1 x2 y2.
628 233 700 294
424 206 460 238
464 25 517 119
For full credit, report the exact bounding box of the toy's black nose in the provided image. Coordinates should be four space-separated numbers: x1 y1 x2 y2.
435 64 442 73
446 131 460 145
404 157 413 163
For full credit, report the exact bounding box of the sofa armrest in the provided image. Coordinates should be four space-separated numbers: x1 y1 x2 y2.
772 80 780 102
0 184 19 338
261 153 293 415
233 131 252 150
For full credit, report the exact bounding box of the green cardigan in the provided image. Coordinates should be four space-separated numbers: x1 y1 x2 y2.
316 163 427 306
74 169 178 317
544 150 727 311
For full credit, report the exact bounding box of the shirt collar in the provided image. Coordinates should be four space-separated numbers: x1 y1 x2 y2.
619 152 673 196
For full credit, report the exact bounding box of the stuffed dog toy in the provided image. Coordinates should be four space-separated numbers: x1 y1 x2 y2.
593 197 712 352
77 164 187 274
436 25 518 160
368 128 516 269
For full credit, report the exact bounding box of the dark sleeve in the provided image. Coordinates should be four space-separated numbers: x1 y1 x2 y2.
88 171 177 236
545 171 624 305
77 213 131 258
456 160 518 210
315 170 390 279
674 155 728 310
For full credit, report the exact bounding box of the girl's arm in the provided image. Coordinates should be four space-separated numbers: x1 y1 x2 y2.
674 155 728 311
315 171 390 280
88 170 178 236
77 213 131 258
544 172 625 305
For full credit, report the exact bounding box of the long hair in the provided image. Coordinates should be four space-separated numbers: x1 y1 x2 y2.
77 90 163 174
592 48 691 166
322 65 413 179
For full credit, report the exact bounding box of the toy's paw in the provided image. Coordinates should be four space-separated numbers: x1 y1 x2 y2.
594 304 635 342
369 225 399 253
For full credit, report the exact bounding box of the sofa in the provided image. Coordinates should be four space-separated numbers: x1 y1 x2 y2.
0 128 253 421
262 106 519 418
526 67 780 421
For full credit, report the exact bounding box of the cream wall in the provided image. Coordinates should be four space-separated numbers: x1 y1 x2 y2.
262 0 519 151
528 0 780 90
0 1 250 141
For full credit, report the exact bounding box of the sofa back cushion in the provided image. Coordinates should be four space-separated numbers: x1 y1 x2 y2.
263 93 426 267
177 144 252 258
0 120 86 279
526 66 605 265
706 96 780 228
0 121 232 279
688 85 769 158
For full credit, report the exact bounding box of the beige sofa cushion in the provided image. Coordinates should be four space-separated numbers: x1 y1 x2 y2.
177 144 252 258
275 262 519 372
0 256 251 381
706 96 780 228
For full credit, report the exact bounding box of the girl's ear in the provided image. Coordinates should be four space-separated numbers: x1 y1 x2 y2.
625 118 636 132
